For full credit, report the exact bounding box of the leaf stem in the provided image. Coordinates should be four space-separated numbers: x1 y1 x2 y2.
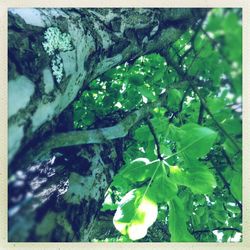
145 117 163 160
142 162 161 200
127 162 161 227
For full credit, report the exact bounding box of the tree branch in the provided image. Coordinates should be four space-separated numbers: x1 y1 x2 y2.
9 8 209 165
13 95 166 168
197 101 205 125
145 117 163 160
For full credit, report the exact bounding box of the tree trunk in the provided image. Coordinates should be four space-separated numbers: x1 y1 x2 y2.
8 8 207 241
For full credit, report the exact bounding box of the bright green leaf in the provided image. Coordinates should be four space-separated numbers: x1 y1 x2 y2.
149 164 178 203
113 188 158 240
167 89 182 111
185 167 217 195
169 197 196 242
138 86 156 101
169 123 217 159
119 158 158 183
230 171 242 201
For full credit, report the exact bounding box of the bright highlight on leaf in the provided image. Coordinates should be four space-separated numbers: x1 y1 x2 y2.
170 165 182 174
113 188 158 240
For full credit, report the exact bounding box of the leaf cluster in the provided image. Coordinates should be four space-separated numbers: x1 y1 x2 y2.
71 8 242 242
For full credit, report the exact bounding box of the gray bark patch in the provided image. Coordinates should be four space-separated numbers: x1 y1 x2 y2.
8 75 35 118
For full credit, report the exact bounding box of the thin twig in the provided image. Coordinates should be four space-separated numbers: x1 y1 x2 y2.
169 85 191 123
221 147 234 168
145 117 163 160
193 227 241 234
198 102 205 125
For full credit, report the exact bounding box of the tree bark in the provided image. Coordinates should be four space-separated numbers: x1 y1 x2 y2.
8 8 208 241
8 8 207 164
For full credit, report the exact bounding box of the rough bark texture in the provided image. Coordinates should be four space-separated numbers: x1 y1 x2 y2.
8 8 207 241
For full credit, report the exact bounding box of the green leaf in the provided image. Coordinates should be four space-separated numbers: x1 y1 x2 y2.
127 74 144 86
119 158 157 183
207 97 226 114
169 123 217 159
169 165 187 185
101 203 118 212
200 210 209 225
199 42 213 58
152 68 165 82
192 213 200 226
194 34 213 58
83 111 95 126
137 85 156 101
134 125 151 142
101 68 117 81
196 207 205 217
225 203 241 214
111 174 132 193
169 197 196 242
150 117 169 134
149 164 178 203
230 171 242 201
167 89 182 111
222 230 234 242
113 188 158 240
223 139 239 157
169 165 217 195
212 210 227 224
179 189 193 216
206 9 223 32
222 118 242 136
185 167 217 195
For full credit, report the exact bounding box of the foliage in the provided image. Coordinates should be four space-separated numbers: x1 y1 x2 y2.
72 9 242 242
